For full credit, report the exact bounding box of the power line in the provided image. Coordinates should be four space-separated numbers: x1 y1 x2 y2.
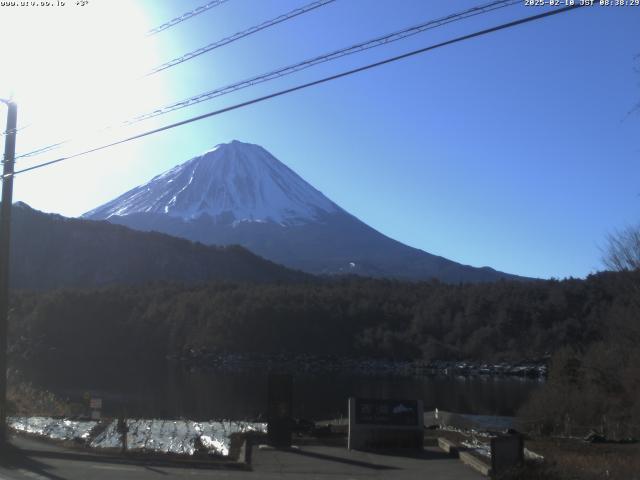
15 141 65 159
14 0 518 162
130 0 520 124
146 0 232 37
4 4 584 180
148 0 336 76
1 124 30 137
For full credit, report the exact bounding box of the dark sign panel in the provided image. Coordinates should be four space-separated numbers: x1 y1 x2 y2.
354 398 419 426
491 434 524 474
267 373 293 447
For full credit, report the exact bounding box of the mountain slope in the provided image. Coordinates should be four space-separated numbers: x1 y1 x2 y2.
84 140 524 283
9 202 310 290
85 140 339 225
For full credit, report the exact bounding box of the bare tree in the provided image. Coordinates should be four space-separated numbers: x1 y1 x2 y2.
603 225 640 271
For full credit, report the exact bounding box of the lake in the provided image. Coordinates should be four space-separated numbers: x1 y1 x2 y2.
20 360 542 421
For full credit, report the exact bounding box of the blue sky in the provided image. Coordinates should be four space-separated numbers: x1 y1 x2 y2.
1 0 639 279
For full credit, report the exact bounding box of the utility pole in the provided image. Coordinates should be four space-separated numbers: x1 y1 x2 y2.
0 100 17 445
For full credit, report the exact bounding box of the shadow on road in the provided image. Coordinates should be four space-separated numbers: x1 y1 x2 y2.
1 435 248 479
144 465 168 476
374 447 453 460
13 446 244 470
283 447 399 470
0 443 70 480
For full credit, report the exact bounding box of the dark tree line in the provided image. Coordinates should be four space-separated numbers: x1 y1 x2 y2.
519 269 640 437
7 270 637 366
8 270 640 434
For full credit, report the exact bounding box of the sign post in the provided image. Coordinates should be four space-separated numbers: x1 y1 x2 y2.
89 397 102 420
348 397 424 450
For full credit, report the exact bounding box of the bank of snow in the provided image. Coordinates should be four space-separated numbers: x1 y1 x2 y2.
9 417 96 441
9 417 266 457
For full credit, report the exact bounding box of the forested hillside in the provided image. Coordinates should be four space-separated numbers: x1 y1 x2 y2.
8 202 311 288
9 271 637 365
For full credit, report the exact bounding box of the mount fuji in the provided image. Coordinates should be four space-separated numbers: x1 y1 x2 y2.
84 140 520 282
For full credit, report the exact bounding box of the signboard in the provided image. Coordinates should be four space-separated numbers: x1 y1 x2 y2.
89 398 102 409
354 399 419 426
348 397 424 450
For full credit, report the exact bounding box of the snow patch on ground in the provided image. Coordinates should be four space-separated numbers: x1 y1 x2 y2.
9 417 266 457
9 416 96 441
91 419 265 456
462 439 491 458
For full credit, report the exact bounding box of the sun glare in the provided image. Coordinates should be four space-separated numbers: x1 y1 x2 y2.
0 2 167 149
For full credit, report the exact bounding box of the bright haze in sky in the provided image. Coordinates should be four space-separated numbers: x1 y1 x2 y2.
0 0 638 280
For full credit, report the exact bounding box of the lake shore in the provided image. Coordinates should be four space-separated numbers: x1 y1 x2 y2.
172 351 549 378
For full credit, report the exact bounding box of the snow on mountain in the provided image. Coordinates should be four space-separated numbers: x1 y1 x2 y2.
84 140 339 225
84 140 525 283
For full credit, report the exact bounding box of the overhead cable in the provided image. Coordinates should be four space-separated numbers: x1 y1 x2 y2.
146 0 232 37
129 0 520 124
4 4 584 180
148 0 336 76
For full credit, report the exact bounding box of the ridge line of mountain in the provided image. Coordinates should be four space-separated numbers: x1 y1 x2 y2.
82 140 530 283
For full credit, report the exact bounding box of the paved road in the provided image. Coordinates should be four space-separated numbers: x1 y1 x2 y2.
0 435 483 479
251 444 483 479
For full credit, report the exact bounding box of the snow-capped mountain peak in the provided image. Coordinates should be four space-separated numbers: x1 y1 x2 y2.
83 140 522 283
84 140 338 225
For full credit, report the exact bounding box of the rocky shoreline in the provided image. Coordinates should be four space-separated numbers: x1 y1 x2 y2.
173 351 548 378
